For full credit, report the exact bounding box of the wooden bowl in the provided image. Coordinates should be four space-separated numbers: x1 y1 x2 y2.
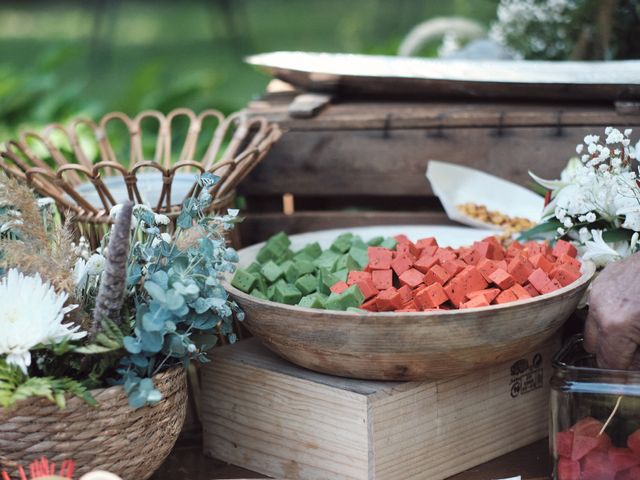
226 226 595 380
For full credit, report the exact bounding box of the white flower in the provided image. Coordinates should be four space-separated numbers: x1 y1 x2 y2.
606 128 624 145
151 232 173 247
582 230 623 267
578 227 591 243
154 214 170 226
576 144 584 154
86 253 106 276
624 128 633 137
563 217 573 228
0 269 84 374
584 135 600 145
73 257 88 287
557 227 566 235
585 212 596 223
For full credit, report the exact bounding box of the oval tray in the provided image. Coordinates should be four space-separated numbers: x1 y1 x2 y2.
226 225 595 380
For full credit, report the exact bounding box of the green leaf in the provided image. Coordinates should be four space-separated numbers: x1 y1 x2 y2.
144 281 166 303
176 209 193 230
602 229 634 243
74 344 120 354
517 220 562 241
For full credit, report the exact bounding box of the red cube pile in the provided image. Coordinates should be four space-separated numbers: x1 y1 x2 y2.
556 417 640 480
335 235 582 313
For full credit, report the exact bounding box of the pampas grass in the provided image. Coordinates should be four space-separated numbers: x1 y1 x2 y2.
0 174 76 295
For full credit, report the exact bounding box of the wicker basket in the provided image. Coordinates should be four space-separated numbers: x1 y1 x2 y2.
0 108 281 249
0 366 187 479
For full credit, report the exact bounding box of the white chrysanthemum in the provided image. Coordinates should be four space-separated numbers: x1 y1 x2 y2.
86 253 106 276
0 269 84 374
73 257 88 287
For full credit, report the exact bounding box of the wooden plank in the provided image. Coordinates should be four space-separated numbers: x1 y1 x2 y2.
151 440 550 480
248 98 640 130
201 338 558 480
239 126 639 197
238 211 453 246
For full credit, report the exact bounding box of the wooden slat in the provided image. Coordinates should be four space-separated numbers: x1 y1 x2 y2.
248 98 640 130
239 126 640 197
238 211 453 246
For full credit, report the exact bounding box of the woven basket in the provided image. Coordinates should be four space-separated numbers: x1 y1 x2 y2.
0 366 187 479
0 108 281 249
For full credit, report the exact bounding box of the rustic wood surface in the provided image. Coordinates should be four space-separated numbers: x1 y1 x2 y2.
152 440 550 480
199 339 556 480
227 227 594 380
238 126 639 198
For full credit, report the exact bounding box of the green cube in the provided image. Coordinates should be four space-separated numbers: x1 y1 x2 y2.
324 292 344 311
284 262 301 283
317 268 339 295
335 254 359 272
293 252 314 263
380 237 398 249
269 231 291 249
298 292 326 309
246 262 262 275
255 275 268 294
333 268 348 283
351 236 367 250
349 247 369 269
273 282 302 305
330 236 352 254
256 243 279 263
250 289 268 300
301 242 322 259
295 274 317 295
261 261 283 283
275 248 294 264
267 284 276 300
367 236 384 246
295 259 315 275
313 250 340 271
340 285 365 309
231 269 256 293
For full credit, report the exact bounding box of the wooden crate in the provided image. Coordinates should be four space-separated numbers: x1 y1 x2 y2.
239 85 640 246
201 336 559 480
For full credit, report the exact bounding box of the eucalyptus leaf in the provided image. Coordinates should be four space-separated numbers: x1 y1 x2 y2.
144 281 166 303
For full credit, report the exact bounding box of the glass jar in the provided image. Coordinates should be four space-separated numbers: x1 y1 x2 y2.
550 335 640 480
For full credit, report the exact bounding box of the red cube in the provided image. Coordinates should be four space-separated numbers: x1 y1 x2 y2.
627 428 640 456
508 256 535 285
495 289 517 304
557 458 580 480
330 281 349 294
488 268 516 290
356 278 379 300
506 241 524 258
459 247 483 266
444 276 467 308
466 288 500 304
608 447 640 472
618 467 640 480
557 253 582 271
368 246 393 270
415 283 448 309
460 295 490 309
416 237 438 249
375 287 403 311
396 241 420 259
441 259 466 277
360 297 378 312
435 248 458 263
523 283 540 297
528 268 551 293
552 264 581 287
581 451 614 480
477 258 500 283
391 254 414 276
414 255 439 274
556 430 574 458
540 278 562 294
460 266 489 293
424 264 452 286
529 253 555 274
553 239 578 259
399 268 425 289
510 283 532 300
347 271 372 286
473 239 505 261
397 284 413 303
372 269 393 290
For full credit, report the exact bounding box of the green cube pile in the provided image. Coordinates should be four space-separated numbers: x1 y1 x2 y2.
230 231 396 311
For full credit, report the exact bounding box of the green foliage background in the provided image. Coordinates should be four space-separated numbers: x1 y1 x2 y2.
0 0 499 140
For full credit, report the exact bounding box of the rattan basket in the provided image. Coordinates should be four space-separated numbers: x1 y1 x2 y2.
0 108 281 249
0 366 187 479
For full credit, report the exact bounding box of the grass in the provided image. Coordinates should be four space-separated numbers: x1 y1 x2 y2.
0 0 499 135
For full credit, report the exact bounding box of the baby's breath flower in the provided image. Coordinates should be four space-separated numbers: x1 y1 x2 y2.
576 144 584 154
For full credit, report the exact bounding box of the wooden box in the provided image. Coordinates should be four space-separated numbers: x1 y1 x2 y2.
239 85 640 246
201 336 559 480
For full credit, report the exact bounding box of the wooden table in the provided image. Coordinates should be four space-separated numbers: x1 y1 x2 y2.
152 439 551 480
